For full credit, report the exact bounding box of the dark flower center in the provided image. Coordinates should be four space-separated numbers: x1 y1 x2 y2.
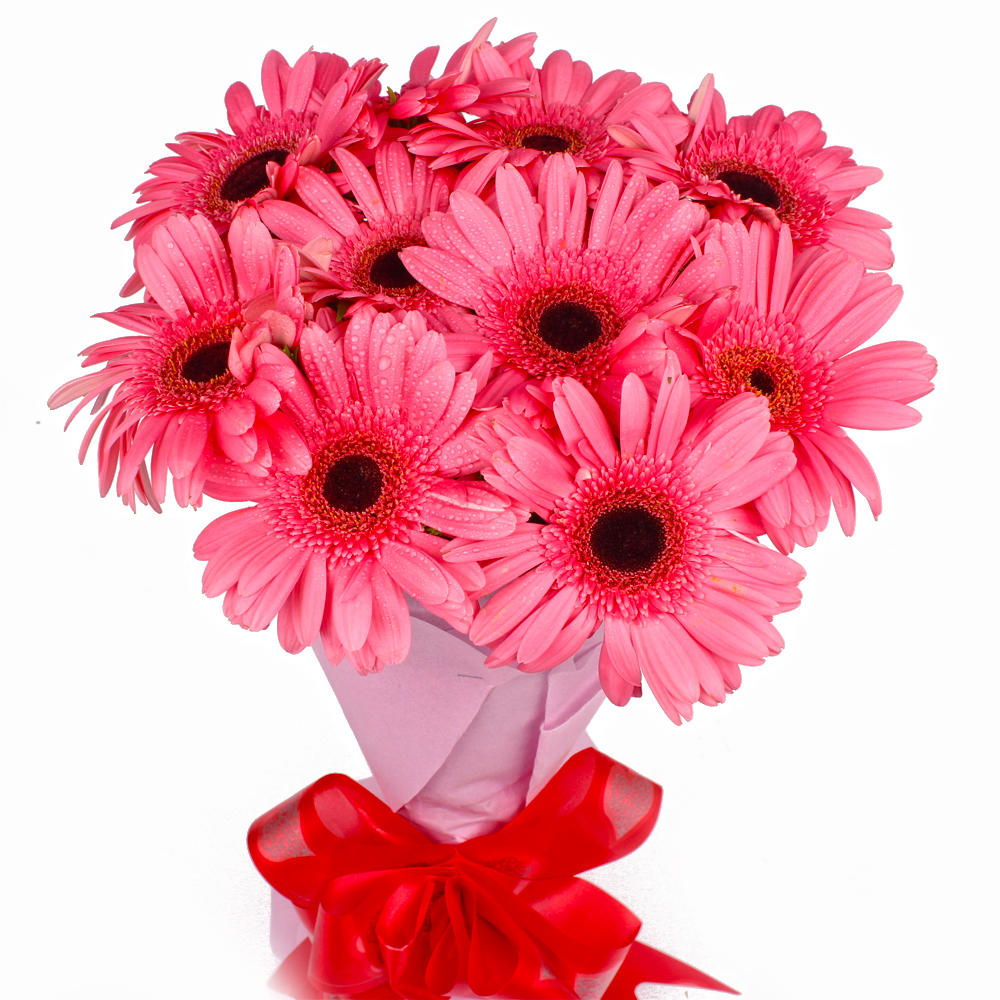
717 170 782 211
538 301 604 353
389 114 431 129
590 506 665 572
323 454 384 512
520 133 572 154
220 148 291 203
369 249 417 289
181 341 232 383
749 368 776 395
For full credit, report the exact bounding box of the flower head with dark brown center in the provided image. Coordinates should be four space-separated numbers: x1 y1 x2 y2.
194 307 518 674
402 156 714 400
112 49 383 294
444 362 803 725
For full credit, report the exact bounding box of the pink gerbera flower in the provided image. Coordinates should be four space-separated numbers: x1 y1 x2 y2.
112 48 383 293
401 155 718 405
48 210 311 510
673 221 936 552
444 361 804 723
257 142 464 323
408 44 676 192
193 307 516 674
617 77 894 269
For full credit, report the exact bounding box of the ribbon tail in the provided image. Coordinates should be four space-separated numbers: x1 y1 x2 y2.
601 940 740 998
269 939 324 999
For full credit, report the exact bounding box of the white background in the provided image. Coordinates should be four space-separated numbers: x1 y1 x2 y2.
2 1 996 997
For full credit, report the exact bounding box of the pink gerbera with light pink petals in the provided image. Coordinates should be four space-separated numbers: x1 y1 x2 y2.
112 49 383 293
618 77 894 269
48 209 311 510
193 306 516 674
672 220 935 552
443 360 804 723
401 154 718 405
408 44 677 193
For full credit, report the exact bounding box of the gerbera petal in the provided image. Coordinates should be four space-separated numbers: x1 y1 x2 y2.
822 397 922 431
337 146 389 224
824 217 894 270
150 223 206 307
228 208 275 300
756 476 792 527
603 616 641 686
225 81 257 133
599 637 639 707
712 534 805 586
217 398 257 437
516 583 581 665
301 325 351 409
367 564 412 665
167 411 210 480
427 373 478 451
552 377 617 468
193 507 259 561
401 246 485 310
332 558 374 652
683 394 771 492
470 566 557 646
521 603 599 674
707 444 797 511
677 601 769 664
809 426 882 512
136 244 187 318
647 354 690 458
785 250 865 338
259 199 341 245
619 373 651 458
477 536 547 588
506 436 576 500
448 190 513 269
442 525 543 563
588 160 624 250
405 360 456 435
631 618 701 705
494 163 541 255
294 551 330 647
422 482 516 540
379 539 451 607
660 614 727 703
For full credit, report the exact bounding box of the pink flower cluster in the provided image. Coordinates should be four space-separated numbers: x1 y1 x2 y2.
51 21 935 721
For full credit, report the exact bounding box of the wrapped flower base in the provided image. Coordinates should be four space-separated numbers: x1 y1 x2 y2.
255 745 735 999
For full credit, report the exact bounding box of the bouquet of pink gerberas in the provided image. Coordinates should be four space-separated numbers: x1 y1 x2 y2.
50 18 936 1000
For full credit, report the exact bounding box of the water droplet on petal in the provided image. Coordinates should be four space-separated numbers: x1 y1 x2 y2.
378 355 392 371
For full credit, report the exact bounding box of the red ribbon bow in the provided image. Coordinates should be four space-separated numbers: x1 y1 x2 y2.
250 749 736 999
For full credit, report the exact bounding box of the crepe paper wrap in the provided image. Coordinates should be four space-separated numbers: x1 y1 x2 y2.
251 747 736 999
315 602 606 844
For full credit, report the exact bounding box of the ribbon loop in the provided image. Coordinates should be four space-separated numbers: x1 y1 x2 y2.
251 748 730 999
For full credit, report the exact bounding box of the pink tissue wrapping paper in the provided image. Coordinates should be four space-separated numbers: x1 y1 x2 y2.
269 599 606 965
